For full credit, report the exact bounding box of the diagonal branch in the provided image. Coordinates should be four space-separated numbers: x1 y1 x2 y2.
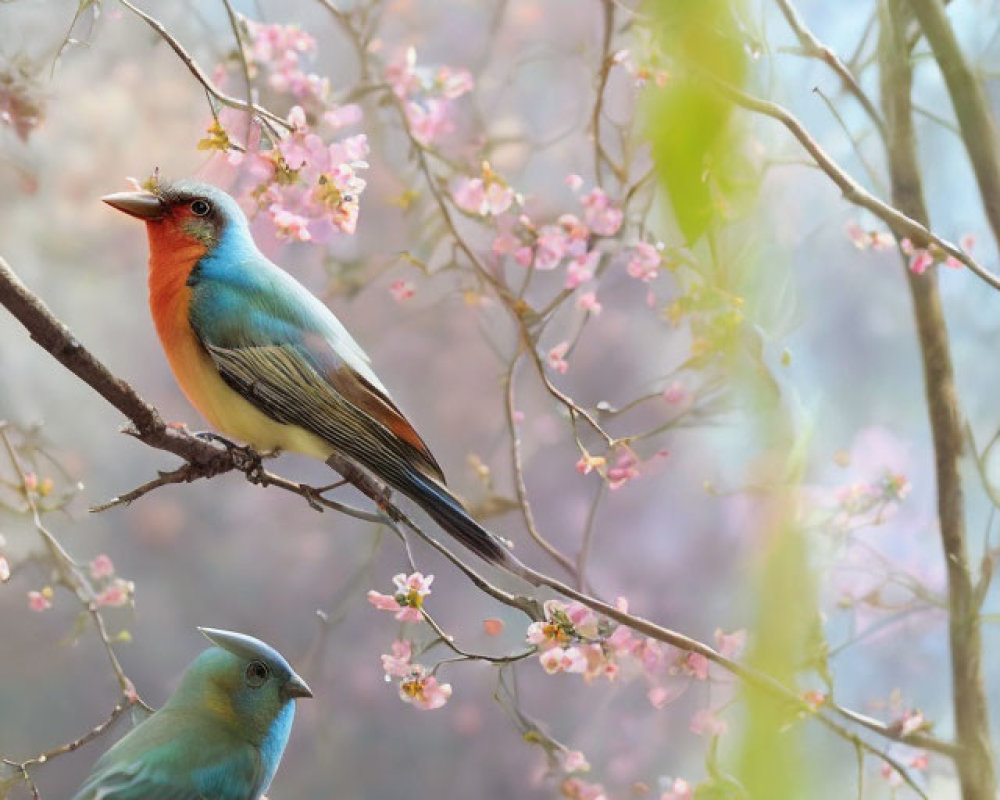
774 0 888 141
908 0 1000 256
703 73 1000 291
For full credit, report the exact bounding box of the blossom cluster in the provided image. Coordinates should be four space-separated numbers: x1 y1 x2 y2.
204 19 369 242
26 553 133 613
386 47 474 145
834 469 911 520
845 222 974 275
575 446 670 493
368 573 453 710
526 599 745 733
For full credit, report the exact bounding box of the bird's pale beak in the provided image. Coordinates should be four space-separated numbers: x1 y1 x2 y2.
101 190 165 221
284 672 313 700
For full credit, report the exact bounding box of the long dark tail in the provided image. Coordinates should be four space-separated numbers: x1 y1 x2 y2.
399 469 512 566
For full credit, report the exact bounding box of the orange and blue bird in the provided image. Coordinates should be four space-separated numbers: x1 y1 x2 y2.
102 180 510 566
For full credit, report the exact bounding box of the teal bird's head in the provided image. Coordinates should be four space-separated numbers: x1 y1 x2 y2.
170 628 313 746
102 179 250 253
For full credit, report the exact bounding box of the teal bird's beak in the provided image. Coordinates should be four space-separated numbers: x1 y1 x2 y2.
102 190 165 221
283 672 313 700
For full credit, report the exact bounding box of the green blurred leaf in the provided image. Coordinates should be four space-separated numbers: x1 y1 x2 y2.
645 0 754 242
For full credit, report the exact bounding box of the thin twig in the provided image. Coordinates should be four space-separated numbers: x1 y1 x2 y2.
773 0 887 140
118 0 290 131
703 73 1000 291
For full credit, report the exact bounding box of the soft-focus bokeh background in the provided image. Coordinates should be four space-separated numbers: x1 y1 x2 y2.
1 1 999 798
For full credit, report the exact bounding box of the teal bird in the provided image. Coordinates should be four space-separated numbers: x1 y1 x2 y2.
102 180 512 566
71 628 312 800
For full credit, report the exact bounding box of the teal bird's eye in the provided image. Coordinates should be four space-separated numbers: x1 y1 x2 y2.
190 199 211 216
245 660 269 688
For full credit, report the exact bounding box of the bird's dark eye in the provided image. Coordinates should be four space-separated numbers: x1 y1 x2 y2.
245 660 269 688
190 199 211 216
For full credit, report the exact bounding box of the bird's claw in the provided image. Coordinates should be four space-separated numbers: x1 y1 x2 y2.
192 431 267 484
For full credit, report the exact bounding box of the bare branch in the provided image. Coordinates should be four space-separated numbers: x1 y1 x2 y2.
909 0 1000 255
702 73 1000 291
773 0 887 140
117 0 291 132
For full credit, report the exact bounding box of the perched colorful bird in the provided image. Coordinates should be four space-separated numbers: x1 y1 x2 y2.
71 627 312 800
102 180 511 566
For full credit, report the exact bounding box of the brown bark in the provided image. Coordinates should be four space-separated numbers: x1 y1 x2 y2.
909 0 1000 253
878 3 996 797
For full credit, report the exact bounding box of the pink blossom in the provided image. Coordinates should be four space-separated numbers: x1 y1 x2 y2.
660 778 693 800
393 571 434 597
690 708 728 737
566 603 600 638
323 104 363 129
893 709 927 737
560 749 591 773
389 279 415 302
368 572 434 622
846 222 893 251
547 341 570 374
565 173 584 192
626 242 660 281
526 620 561 649
870 231 894 250
580 188 623 236
381 640 413 677
535 226 569 270
846 222 867 249
90 554 115 580
513 246 534 267
399 667 452 710
606 451 639 490
409 98 456 144
484 182 514 215
606 624 634 657
482 618 504 636
683 652 709 681
565 251 599 289
268 204 312 242
647 685 674 710
714 628 746 659
575 452 606 476
243 20 326 104
436 65 474 99
558 214 590 257
96 579 132 608
539 646 588 674
28 589 51 612
453 177 486 214
368 590 404 612
879 763 903 788
910 752 929 770
492 232 520 255
576 291 602 314
909 249 933 275
662 381 689 405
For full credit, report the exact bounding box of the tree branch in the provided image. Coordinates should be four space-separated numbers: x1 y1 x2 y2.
703 73 1000 291
773 0 888 141
0 252 959 763
878 2 996 796
908 0 1000 255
